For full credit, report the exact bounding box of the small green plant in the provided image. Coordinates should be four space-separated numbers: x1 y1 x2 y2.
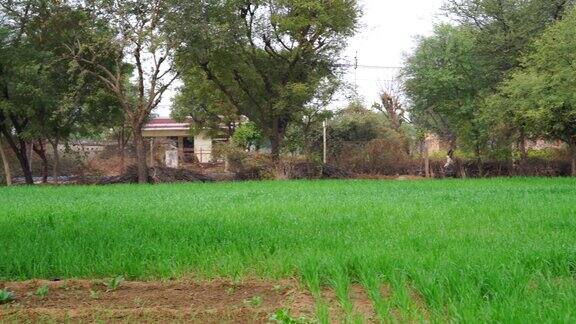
0 289 15 304
133 297 143 307
269 308 308 324
245 295 262 307
105 276 124 292
89 289 99 299
35 285 49 299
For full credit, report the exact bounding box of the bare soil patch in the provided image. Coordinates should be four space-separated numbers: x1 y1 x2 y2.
0 279 314 323
0 279 419 322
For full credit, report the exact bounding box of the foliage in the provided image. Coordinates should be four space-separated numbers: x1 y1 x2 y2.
168 0 360 159
34 284 49 298
105 275 124 292
493 7 576 174
0 289 15 304
244 295 262 307
70 0 180 183
232 121 262 150
405 0 574 165
329 101 391 142
0 1 123 184
402 24 493 153
269 308 308 324
443 0 574 77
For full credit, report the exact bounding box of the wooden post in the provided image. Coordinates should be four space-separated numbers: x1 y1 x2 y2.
149 138 155 167
0 135 12 186
423 139 430 178
178 136 184 166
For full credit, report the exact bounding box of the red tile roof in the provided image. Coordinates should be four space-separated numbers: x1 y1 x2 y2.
144 118 191 130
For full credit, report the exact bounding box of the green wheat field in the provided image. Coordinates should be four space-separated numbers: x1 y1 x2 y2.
1 178 575 322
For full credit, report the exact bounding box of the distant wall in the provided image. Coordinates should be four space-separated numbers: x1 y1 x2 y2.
194 132 213 163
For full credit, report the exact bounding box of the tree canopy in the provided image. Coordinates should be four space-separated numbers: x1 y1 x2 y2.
168 0 360 160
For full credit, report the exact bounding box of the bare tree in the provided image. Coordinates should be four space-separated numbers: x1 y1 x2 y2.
374 81 407 133
69 0 179 183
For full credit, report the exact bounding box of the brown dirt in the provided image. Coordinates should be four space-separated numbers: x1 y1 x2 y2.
0 279 315 323
0 279 392 323
0 279 427 323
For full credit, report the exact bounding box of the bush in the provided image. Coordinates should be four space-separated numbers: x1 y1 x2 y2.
331 138 416 175
214 143 274 180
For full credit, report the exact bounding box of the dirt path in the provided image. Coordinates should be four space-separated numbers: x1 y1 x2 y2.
0 278 380 323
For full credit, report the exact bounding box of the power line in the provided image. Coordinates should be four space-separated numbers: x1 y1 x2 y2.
336 63 402 69
356 65 402 70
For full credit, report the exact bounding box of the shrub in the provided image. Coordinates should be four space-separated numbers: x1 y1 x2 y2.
0 289 15 304
214 142 274 180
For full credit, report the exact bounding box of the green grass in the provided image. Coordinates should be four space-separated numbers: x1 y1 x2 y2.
1 178 576 321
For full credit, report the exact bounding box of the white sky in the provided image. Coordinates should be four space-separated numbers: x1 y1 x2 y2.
155 0 446 117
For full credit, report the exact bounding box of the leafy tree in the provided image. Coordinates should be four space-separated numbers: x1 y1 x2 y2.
443 0 574 77
496 8 576 175
170 70 241 139
168 0 360 161
0 1 123 184
442 0 574 163
0 1 42 184
70 0 179 183
232 121 261 150
402 25 493 158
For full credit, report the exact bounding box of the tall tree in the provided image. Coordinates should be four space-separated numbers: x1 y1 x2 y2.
168 0 360 160
0 0 40 184
70 0 179 183
402 25 493 154
0 1 123 184
496 8 576 175
443 0 574 161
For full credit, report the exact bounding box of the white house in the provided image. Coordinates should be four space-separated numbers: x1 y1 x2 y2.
142 118 217 165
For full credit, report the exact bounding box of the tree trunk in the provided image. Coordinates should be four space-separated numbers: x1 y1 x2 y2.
475 145 483 178
0 135 12 186
14 140 34 184
568 137 576 177
270 119 284 163
119 128 126 173
423 139 430 178
133 127 149 184
518 128 528 175
33 140 49 183
270 133 281 162
0 129 33 184
50 139 60 184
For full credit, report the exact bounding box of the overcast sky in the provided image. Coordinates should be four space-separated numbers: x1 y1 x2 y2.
155 0 446 117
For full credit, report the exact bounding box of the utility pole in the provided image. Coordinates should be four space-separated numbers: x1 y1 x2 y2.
323 120 327 164
354 51 358 98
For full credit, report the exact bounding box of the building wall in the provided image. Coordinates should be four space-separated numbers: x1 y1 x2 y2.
194 131 213 163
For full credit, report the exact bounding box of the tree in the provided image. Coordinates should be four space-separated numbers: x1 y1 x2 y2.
0 1 41 184
168 0 360 161
171 70 241 139
497 8 576 175
402 25 493 153
70 0 179 183
0 1 123 184
443 0 574 76
232 121 261 150
442 0 574 165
